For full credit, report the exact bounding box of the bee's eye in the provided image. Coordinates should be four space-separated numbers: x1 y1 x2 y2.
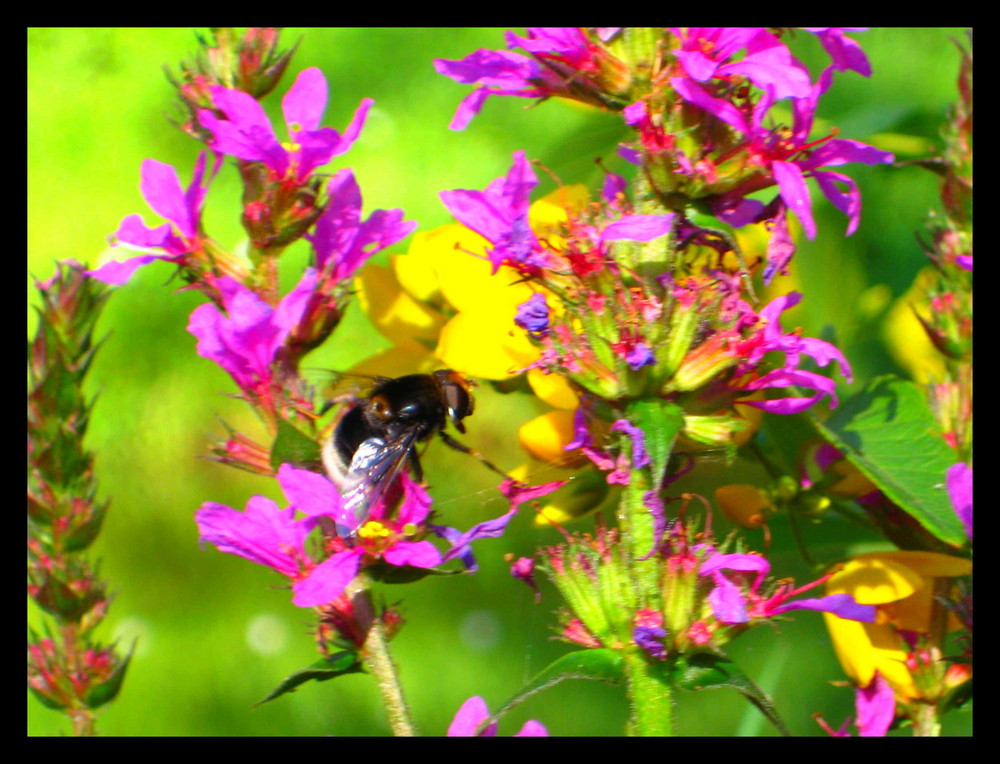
370 395 393 419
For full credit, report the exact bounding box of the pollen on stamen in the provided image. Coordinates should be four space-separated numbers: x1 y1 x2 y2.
357 521 392 540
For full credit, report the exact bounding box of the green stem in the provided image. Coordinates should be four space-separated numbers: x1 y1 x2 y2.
349 573 416 736
623 648 674 735
910 701 941 737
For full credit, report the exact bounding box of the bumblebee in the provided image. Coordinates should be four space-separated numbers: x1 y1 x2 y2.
321 370 506 527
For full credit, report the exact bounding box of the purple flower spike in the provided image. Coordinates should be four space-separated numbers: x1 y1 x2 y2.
440 151 549 274
187 271 316 398
89 152 219 284
307 169 417 282
198 67 372 182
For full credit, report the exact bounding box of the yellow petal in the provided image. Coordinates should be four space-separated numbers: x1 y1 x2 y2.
851 550 972 579
518 410 586 467
823 613 920 699
529 184 589 229
404 223 535 315
882 267 947 384
355 264 447 345
397 224 492 309
826 557 924 605
527 368 579 410
434 310 539 380
851 552 971 634
715 484 771 528
824 611 877 686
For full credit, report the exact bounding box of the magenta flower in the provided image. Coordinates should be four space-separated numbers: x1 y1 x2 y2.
696 68 894 242
699 551 876 625
699 552 770 624
804 28 872 77
447 696 548 737
290 467 443 572
434 48 544 130
854 671 895 736
947 462 972 541
187 271 316 401
439 150 549 274
195 464 360 608
441 152 673 276
197 67 372 182
306 169 417 282
671 27 812 100
89 152 219 284
201 460 523 607
736 291 853 414
196 465 482 608
434 28 595 130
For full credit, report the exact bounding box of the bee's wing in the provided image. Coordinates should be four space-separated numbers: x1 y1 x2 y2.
311 371 392 413
341 428 421 529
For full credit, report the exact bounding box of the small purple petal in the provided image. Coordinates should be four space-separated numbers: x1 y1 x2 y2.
772 592 876 622
515 292 550 334
601 214 675 242
292 548 364 607
195 496 306 578
283 67 327 133
708 574 749 624
382 539 442 569
625 342 656 371
611 419 650 468
772 160 816 239
87 254 169 285
947 462 972 541
856 672 895 737
448 696 496 736
634 625 668 659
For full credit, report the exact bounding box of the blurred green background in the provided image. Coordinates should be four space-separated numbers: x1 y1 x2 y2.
28 28 971 736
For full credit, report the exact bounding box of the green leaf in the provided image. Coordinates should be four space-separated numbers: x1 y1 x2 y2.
480 648 624 733
627 399 683 487
809 375 964 546
672 652 790 736
255 651 363 707
270 419 322 472
84 640 136 710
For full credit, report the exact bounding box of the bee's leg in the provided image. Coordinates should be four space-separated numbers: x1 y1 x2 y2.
408 450 425 484
438 432 511 481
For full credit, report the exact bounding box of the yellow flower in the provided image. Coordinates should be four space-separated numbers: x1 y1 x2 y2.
882 267 947 384
715 484 771 529
358 187 586 381
823 551 971 700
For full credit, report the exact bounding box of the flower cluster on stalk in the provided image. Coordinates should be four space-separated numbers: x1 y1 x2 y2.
438 150 854 474
533 507 875 662
84 30 527 655
28 262 131 732
195 464 517 609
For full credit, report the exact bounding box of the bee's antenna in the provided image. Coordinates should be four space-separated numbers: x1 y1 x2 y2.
437 431 512 482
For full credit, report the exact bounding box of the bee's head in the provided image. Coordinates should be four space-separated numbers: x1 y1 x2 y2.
433 370 475 433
